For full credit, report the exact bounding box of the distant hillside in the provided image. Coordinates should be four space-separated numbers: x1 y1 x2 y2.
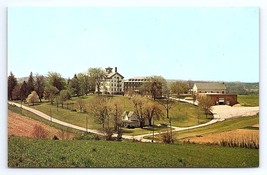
166 79 259 95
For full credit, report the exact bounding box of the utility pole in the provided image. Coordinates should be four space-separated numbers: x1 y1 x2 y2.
20 99 23 115
86 113 88 132
50 107 52 121
152 117 155 143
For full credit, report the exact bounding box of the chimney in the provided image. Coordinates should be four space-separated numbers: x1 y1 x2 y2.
115 67 117 73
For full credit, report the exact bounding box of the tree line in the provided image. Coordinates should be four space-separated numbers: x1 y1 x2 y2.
7 68 113 105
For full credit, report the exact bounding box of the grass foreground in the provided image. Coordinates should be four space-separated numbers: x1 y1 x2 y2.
8 136 258 168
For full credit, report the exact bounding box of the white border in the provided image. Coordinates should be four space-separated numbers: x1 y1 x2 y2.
1 1 266 175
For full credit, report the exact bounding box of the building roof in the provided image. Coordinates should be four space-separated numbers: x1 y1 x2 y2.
106 72 124 79
194 82 226 90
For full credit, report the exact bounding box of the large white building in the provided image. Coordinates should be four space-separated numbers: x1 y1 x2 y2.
99 67 124 95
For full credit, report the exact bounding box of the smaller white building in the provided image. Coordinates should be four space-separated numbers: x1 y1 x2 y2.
122 111 151 128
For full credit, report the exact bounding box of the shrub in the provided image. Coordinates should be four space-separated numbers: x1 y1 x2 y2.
32 125 48 139
101 128 114 141
160 130 174 144
74 133 101 141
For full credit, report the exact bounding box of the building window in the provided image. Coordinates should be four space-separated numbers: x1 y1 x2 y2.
222 91 224 94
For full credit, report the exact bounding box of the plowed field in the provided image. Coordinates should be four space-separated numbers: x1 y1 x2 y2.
8 111 73 139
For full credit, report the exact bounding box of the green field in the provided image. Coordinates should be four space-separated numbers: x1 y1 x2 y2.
145 115 259 141
8 136 259 168
19 95 212 135
238 95 259 106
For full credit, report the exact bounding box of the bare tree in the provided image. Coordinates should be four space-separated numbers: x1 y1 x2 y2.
108 98 123 132
197 94 213 118
157 91 175 140
75 99 86 112
139 76 167 100
87 96 110 128
170 81 189 98
132 96 147 128
143 100 163 126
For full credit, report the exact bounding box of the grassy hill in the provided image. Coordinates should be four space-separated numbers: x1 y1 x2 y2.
8 136 259 168
23 95 212 135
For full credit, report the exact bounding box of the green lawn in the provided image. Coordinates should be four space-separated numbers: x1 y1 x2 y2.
238 95 259 106
8 136 259 168
13 94 212 136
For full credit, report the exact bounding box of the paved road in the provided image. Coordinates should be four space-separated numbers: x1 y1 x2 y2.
8 102 105 136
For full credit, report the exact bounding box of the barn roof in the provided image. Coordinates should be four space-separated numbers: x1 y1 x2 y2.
194 82 226 90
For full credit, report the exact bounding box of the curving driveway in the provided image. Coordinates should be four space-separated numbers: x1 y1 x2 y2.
8 100 259 142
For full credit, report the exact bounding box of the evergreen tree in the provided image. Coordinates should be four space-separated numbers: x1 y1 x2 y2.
8 72 17 100
20 81 28 102
27 72 35 96
69 74 81 97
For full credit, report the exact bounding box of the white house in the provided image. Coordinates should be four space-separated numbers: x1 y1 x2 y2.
192 82 226 94
99 67 124 95
122 111 151 128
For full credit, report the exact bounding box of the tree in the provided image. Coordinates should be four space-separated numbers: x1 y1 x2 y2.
35 74 45 102
197 94 213 118
140 76 167 100
20 81 28 102
87 96 110 128
27 72 35 96
12 84 21 100
108 99 123 132
88 68 106 95
59 90 71 108
157 90 175 140
69 74 81 97
143 100 163 126
47 72 66 91
132 96 147 128
8 72 17 100
170 81 189 97
77 73 91 96
157 94 175 119
26 91 39 106
75 99 86 112
44 85 59 104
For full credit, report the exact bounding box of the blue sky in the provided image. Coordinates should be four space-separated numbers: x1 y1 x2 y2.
8 7 259 82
